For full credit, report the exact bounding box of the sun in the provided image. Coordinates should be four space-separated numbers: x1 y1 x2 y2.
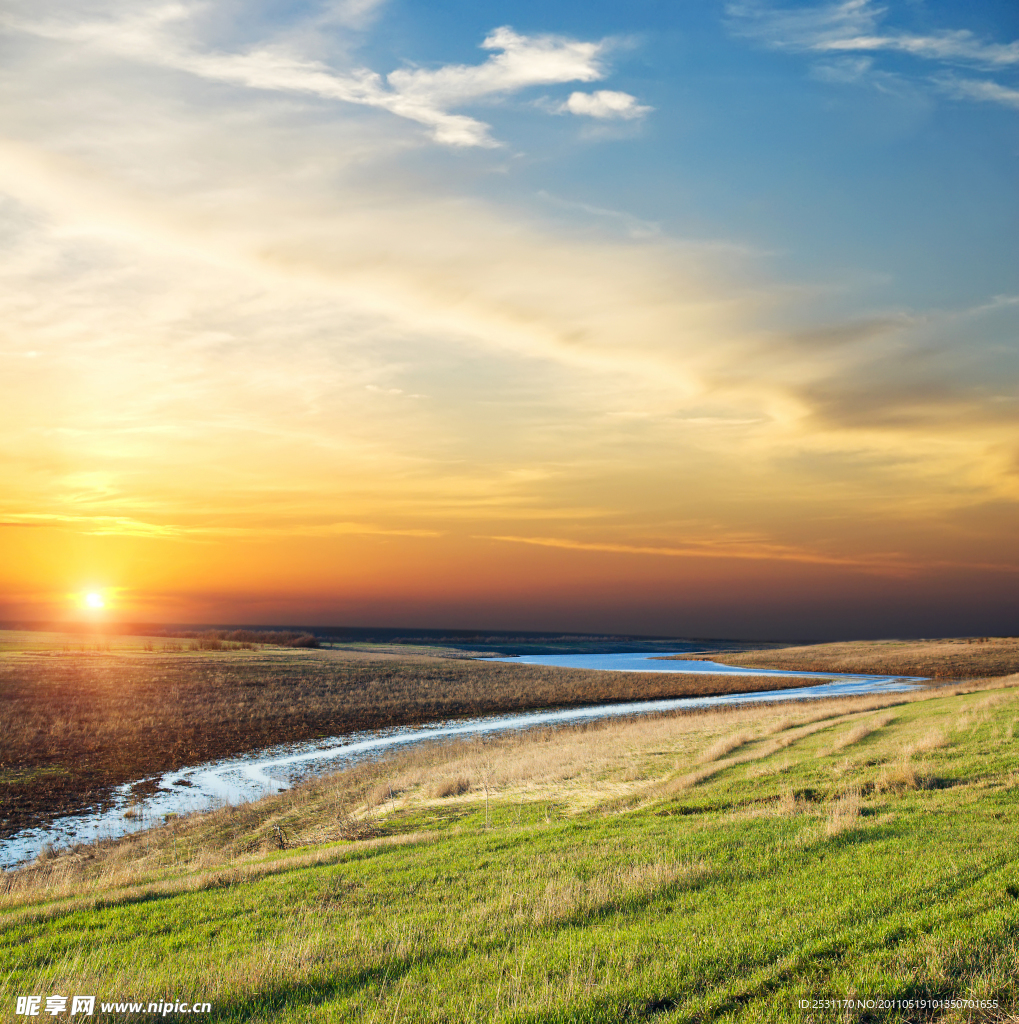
85 592 105 610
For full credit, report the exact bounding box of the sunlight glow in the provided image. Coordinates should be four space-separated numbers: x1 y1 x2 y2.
85 592 105 610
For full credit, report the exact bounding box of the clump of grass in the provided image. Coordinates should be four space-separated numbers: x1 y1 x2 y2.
825 789 862 836
877 761 935 794
776 788 810 815
336 813 384 842
765 716 794 735
33 843 57 865
367 782 400 806
430 776 471 799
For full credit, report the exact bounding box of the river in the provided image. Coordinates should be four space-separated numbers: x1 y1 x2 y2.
0 655 925 870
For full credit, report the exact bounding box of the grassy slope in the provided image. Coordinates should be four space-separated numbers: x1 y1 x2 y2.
4 681 1019 1022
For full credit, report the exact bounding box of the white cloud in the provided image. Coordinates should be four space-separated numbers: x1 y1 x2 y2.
561 90 651 119
1 5 641 147
388 27 606 104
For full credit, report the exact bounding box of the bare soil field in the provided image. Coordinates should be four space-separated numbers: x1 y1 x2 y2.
0 637 823 837
678 636 1019 679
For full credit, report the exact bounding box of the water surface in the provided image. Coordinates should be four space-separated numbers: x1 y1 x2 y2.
482 652 913 682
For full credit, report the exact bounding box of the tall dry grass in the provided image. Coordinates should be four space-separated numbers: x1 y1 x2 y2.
825 712 896 753
697 731 755 763
825 790 862 836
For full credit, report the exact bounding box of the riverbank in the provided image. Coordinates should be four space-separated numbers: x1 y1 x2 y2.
4 676 1018 1021
1 631 831 837
677 636 1019 679
2 676 923 869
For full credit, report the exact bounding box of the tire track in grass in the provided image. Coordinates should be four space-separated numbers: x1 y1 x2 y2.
668 708 898 792
0 831 439 926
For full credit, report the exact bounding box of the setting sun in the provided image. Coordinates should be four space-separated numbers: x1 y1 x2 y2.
85 592 105 610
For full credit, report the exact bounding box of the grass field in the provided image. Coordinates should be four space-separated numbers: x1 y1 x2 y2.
4 674 1019 1021
0 631 824 837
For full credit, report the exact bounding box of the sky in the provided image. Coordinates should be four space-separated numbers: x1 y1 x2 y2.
0 0 1017 639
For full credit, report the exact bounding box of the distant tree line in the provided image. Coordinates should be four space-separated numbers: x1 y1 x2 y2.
158 629 319 648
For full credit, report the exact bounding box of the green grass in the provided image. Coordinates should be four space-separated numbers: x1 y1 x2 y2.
4 683 1019 1022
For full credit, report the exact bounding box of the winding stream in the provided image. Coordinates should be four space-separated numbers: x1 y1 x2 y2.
1 656 925 870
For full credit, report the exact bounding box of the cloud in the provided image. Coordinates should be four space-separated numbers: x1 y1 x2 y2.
1 5 638 147
938 76 1019 110
320 0 390 31
727 0 881 52
560 89 651 119
536 190 661 239
809 56 873 83
388 27 605 104
481 533 912 572
728 0 1019 109
728 1 1019 67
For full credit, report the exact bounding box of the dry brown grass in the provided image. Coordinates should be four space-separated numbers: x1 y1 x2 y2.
825 789 862 835
876 762 934 794
827 713 896 753
903 728 949 757
0 638 828 836
776 788 811 815
697 730 756 763
665 696 935 793
679 637 1019 680
430 776 472 798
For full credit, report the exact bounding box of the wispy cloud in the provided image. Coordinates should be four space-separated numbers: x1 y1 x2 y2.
728 0 1019 66
482 533 913 572
938 75 1019 110
2 5 642 146
728 0 1019 109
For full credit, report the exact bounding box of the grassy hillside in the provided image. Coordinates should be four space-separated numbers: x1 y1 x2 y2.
4 678 1019 1021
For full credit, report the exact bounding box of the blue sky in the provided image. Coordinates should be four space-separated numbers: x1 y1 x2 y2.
0 0 1017 634
368 0 1019 309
